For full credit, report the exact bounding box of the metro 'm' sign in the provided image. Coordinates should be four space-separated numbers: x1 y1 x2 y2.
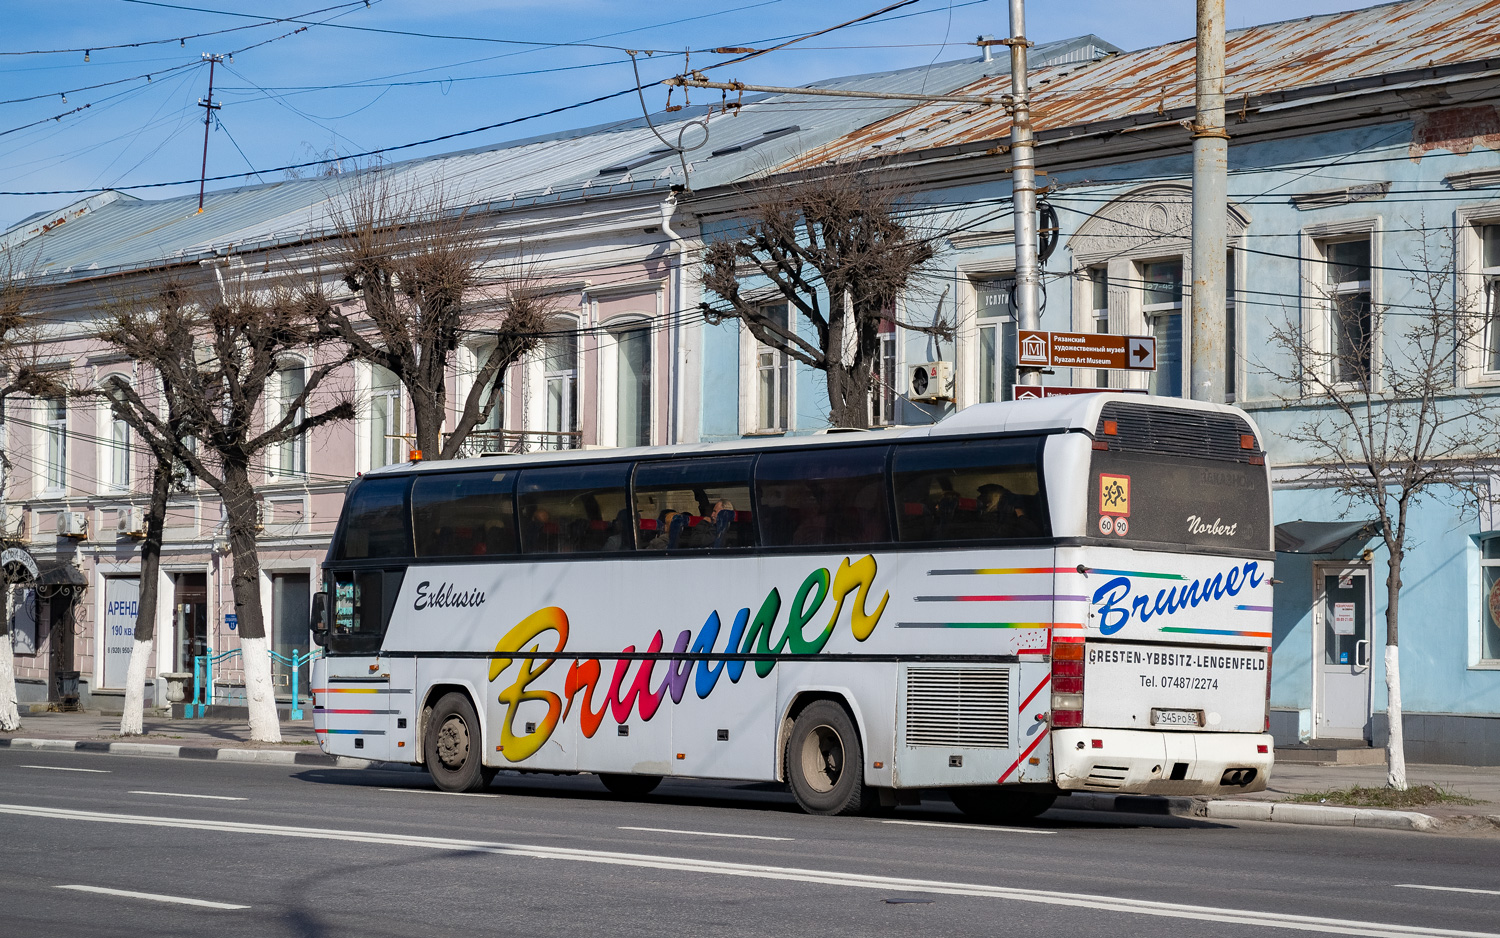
1017 330 1156 371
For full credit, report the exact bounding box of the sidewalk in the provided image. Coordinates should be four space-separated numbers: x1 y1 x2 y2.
3 710 1498 832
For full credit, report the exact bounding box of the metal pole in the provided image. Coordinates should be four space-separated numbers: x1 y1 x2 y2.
1008 0 1041 388
1190 0 1228 402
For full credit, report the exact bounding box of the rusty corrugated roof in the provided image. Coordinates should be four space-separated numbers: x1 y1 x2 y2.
778 0 1500 171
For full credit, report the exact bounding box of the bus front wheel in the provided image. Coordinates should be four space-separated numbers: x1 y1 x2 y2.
785 700 872 816
947 787 1056 823
425 692 495 793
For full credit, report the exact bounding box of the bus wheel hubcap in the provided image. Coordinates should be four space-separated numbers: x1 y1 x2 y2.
800 724 844 793
437 716 470 769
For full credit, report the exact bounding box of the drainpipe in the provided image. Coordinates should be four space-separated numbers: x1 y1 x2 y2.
1190 0 1228 403
660 193 686 444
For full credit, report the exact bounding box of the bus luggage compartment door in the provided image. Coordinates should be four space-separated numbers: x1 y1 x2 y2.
894 665 1030 788
318 659 397 761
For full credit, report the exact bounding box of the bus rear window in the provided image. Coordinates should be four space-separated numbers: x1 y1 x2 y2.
756 446 891 547
518 463 633 553
335 476 412 560
892 438 1048 542
412 471 518 558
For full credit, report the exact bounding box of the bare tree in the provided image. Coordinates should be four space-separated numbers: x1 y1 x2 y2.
98 361 192 736
316 171 557 460
0 245 65 732
700 171 943 429
100 279 353 742
1262 233 1500 789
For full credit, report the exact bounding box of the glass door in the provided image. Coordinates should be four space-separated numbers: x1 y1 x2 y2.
272 573 312 703
1315 566 1372 740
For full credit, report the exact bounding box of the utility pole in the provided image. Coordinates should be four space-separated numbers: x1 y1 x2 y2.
1007 0 1041 388
1190 0 1228 402
197 54 223 215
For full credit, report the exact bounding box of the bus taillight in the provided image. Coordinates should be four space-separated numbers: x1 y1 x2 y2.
1051 641 1085 727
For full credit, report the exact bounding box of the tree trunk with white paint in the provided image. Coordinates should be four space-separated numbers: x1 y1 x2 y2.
121 460 171 736
1385 644 1406 789
0 602 18 732
222 461 281 743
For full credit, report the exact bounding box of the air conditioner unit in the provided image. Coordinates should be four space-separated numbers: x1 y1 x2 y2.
908 361 955 403
117 507 147 539
60 511 89 539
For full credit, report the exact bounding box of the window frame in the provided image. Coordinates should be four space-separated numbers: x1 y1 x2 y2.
747 303 793 434
1139 257 1185 398
42 394 67 495
1477 532 1500 668
1300 219 1383 393
271 357 308 481
1455 209 1500 387
540 319 580 450
971 275 1017 405
364 362 403 471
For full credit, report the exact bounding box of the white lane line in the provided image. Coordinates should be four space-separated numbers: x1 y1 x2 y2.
1396 885 1500 897
129 791 247 802
378 787 500 799
19 765 109 773
5 802 1493 938
879 818 1054 835
55 885 248 910
619 826 792 842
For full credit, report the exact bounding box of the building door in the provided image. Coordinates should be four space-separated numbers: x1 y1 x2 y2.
1315 566 1372 740
43 588 77 702
271 572 311 702
172 573 209 702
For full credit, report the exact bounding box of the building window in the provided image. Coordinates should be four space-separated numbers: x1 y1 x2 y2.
108 410 130 491
1142 260 1183 397
1483 535 1500 661
872 323 897 426
543 326 578 451
756 304 791 432
1325 238 1373 384
43 395 66 493
1089 267 1109 389
615 324 652 448
1482 226 1500 375
275 362 306 478
975 278 1015 403
369 364 401 469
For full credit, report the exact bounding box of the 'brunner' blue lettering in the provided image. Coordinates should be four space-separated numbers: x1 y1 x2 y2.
1093 561 1265 635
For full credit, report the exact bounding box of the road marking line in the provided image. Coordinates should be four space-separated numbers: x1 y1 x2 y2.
55 885 248 910
377 787 500 799
1396 885 1500 897
619 826 792 841
20 765 109 773
129 791 247 802
5 803 1493 938
879 818 1054 835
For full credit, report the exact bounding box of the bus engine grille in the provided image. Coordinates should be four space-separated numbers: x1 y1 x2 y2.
904 668 1011 749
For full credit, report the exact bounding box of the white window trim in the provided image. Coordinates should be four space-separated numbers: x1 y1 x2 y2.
1138 256 1187 398
871 325 901 426
40 394 67 497
1471 530 1500 668
1454 205 1500 387
957 265 1016 408
738 308 795 435
96 377 132 495
357 362 403 472
525 315 582 451
1299 218 1383 394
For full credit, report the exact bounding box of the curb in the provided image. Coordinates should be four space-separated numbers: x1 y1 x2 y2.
1057 791 1489 833
0 736 416 771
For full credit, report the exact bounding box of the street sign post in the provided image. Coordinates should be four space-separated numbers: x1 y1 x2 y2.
1017 330 1156 371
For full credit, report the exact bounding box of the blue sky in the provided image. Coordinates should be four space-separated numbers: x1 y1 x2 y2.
0 0 1380 230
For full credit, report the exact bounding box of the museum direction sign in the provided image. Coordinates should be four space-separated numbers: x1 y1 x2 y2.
1017 330 1156 371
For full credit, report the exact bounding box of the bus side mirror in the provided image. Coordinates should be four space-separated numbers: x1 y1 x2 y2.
310 591 329 647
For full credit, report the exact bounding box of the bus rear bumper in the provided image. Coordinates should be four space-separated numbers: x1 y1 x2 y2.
1052 728 1273 796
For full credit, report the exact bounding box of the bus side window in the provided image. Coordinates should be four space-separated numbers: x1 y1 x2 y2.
633 456 755 550
755 446 891 547
413 470 517 558
890 437 1049 542
334 476 412 560
517 463 634 554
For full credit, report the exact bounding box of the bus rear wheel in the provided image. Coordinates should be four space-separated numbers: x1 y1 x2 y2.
599 773 662 797
785 700 871 816
425 692 494 793
947 787 1056 824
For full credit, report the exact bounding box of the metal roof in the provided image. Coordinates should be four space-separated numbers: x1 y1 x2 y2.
4 36 1120 282
778 0 1500 171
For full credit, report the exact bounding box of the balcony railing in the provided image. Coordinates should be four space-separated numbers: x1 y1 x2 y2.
438 429 583 458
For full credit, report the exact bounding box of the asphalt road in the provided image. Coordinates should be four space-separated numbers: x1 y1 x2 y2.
2 748 1498 938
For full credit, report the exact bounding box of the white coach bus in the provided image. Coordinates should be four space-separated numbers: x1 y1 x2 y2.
311 394 1275 820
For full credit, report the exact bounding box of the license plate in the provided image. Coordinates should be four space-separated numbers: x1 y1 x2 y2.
1151 708 1202 727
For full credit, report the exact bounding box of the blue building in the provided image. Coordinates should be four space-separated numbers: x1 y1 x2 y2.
695 0 1500 763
